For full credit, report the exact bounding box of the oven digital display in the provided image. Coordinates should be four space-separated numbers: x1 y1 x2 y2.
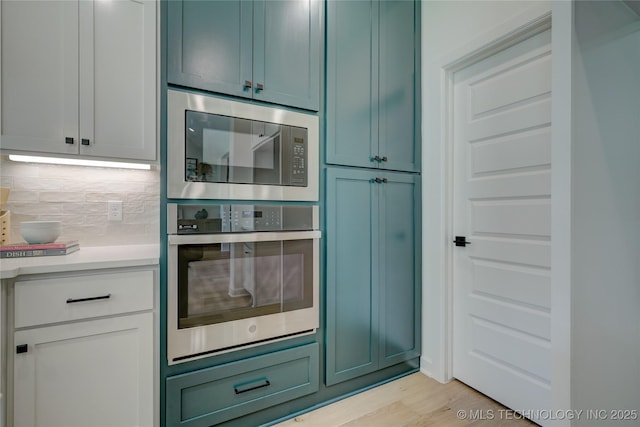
242 211 262 218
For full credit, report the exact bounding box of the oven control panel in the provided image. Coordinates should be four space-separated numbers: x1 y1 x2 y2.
170 204 317 234
230 206 282 231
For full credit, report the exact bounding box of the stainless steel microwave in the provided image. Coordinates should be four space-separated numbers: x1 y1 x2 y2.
167 89 319 201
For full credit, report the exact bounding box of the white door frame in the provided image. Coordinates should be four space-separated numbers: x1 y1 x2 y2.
421 3 552 383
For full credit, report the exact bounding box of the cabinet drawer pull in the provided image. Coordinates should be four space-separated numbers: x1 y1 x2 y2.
66 294 111 304
234 378 271 394
65 137 75 145
244 80 252 89
256 83 264 92
81 138 91 146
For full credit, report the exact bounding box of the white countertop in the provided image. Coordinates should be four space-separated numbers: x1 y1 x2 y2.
0 244 159 279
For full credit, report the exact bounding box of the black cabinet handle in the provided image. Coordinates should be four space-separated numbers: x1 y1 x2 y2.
244 80 252 89
256 83 264 91
373 155 380 162
382 178 388 183
234 379 271 394
66 294 111 304
65 137 75 145
382 156 388 162
374 177 382 183
81 138 90 146
16 344 28 354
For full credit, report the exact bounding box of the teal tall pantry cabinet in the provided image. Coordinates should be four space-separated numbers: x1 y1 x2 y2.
325 0 421 386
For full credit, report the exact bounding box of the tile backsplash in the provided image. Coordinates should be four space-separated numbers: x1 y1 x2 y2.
0 156 160 246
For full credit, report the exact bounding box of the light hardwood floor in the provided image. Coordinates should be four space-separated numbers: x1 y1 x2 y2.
275 373 537 426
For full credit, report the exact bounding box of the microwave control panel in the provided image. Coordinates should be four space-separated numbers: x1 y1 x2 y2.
290 140 306 181
288 127 307 186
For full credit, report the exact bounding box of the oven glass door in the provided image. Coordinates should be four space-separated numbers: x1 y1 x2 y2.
185 110 307 187
177 238 314 329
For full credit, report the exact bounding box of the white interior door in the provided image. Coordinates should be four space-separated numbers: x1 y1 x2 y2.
452 29 552 424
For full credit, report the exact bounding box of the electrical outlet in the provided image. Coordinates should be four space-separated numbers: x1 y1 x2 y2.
107 200 123 221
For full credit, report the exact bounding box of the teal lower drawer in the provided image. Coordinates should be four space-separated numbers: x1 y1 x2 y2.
166 343 319 427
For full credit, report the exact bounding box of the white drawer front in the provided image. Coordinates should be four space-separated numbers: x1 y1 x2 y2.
15 270 154 328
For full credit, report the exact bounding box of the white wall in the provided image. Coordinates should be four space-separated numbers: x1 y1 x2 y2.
0 156 160 246
556 1 640 425
420 0 550 382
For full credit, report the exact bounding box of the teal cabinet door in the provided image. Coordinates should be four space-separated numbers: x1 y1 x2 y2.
326 168 420 386
326 0 420 171
326 0 378 169
378 0 419 173
167 0 252 98
254 0 320 110
167 0 320 111
325 168 379 386
378 172 421 368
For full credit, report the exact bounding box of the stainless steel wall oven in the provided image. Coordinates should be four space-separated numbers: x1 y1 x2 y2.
167 203 320 364
167 89 319 201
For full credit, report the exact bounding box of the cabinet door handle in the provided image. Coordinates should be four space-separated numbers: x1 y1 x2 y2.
374 177 382 183
382 178 388 183
234 378 271 394
65 137 75 145
81 138 90 146
16 344 28 354
66 294 111 304
382 156 388 162
256 83 264 92
244 80 252 89
373 155 380 162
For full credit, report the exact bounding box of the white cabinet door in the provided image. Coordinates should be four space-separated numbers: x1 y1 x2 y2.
14 313 153 427
0 0 156 162
79 0 156 161
0 0 79 154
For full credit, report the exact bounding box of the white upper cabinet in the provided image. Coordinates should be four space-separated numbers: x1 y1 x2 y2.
0 0 157 162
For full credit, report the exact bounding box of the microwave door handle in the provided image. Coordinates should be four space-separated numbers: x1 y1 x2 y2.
168 230 321 246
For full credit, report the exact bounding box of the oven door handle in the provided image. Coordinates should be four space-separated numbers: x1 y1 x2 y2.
168 230 321 246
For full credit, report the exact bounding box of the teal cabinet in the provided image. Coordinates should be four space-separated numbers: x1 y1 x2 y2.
167 0 320 111
166 343 319 427
325 168 420 386
326 0 420 172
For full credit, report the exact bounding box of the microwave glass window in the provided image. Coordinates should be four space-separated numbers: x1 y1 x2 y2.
185 111 308 187
177 240 313 329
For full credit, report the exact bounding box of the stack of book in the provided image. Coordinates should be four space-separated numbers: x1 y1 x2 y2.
0 240 80 258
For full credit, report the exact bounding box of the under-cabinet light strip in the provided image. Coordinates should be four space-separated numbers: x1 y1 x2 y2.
8 155 151 170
